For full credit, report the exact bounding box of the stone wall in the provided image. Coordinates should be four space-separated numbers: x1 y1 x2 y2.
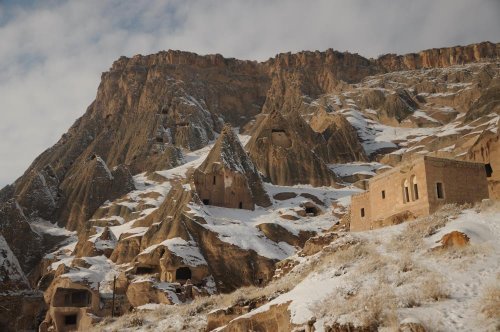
350 156 489 231
424 157 489 212
350 192 371 231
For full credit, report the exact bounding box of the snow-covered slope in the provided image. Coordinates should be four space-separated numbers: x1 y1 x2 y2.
96 203 500 332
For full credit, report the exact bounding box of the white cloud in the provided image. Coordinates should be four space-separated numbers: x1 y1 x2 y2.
0 0 499 187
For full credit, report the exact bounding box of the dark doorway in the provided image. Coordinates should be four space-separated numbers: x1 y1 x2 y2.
203 199 210 205
485 163 493 177
239 202 243 209
64 314 77 325
361 208 365 218
305 206 318 216
136 266 156 274
436 182 444 199
175 267 192 280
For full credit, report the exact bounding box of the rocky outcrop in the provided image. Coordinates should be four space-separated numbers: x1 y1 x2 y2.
377 41 499 72
194 124 271 210
260 49 381 116
439 231 470 248
0 199 43 274
137 184 277 292
466 131 500 199
310 110 367 162
246 110 339 187
57 156 135 231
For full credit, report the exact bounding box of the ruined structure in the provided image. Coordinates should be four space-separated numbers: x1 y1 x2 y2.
350 156 489 231
194 124 271 210
40 279 100 332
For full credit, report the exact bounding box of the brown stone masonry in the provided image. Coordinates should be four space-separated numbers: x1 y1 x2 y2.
350 156 489 231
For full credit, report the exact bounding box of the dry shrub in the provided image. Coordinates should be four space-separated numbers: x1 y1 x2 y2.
317 283 398 330
388 204 465 253
127 315 144 327
419 275 450 302
480 284 500 320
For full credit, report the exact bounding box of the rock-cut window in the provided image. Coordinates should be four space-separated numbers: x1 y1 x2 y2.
436 182 444 199
361 208 365 218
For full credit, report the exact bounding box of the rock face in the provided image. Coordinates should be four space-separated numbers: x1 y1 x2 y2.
376 41 499 71
466 131 500 198
310 110 367 163
0 199 43 274
246 110 339 187
57 156 135 231
194 124 271 210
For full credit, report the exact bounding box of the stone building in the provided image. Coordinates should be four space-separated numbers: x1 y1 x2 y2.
350 156 489 231
40 279 100 332
194 124 271 210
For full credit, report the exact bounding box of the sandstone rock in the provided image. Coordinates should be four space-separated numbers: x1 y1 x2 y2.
57 157 135 230
74 226 117 258
15 165 60 220
310 110 367 163
0 199 44 274
440 231 470 248
194 124 271 210
273 192 298 200
466 131 500 198
279 214 300 221
300 233 339 257
246 110 339 187
222 302 292 332
126 280 175 307
378 89 418 124
376 41 499 71
257 223 314 248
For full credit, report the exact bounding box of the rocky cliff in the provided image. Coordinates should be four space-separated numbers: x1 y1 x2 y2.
0 41 499 332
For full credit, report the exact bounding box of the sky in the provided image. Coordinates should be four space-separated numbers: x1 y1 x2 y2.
0 0 499 187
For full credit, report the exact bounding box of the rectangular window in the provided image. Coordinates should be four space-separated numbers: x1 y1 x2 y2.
485 163 493 178
413 184 419 200
436 182 444 199
404 187 410 203
360 208 365 218
381 190 386 199
213 176 216 185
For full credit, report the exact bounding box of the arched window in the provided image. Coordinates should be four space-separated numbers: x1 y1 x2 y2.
411 176 419 201
403 179 410 203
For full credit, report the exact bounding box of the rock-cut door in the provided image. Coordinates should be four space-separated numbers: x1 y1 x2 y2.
176 266 192 281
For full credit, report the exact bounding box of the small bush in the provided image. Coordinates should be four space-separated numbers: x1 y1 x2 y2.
128 316 144 327
420 276 450 302
480 285 500 320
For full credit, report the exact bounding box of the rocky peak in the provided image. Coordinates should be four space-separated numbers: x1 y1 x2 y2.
194 124 271 209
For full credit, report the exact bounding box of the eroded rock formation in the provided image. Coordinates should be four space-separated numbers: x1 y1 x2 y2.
194 124 271 210
246 110 339 187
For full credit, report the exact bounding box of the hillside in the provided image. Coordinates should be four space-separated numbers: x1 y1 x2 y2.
96 202 500 331
0 41 498 331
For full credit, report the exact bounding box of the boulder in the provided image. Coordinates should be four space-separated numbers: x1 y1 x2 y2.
440 231 470 248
